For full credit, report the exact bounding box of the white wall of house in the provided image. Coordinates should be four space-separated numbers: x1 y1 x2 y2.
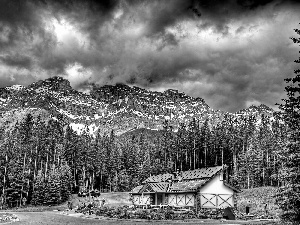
132 194 151 205
168 193 195 206
199 173 235 208
200 173 233 195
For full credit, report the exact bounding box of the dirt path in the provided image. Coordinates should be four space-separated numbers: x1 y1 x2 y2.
11 212 115 225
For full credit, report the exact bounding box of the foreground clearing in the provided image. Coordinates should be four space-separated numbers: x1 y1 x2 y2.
6 211 276 225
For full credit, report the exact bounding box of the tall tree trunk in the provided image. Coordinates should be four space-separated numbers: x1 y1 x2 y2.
100 170 103 192
215 154 218 166
92 171 95 190
3 153 7 196
180 157 183 171
193 139 196 170
273 154 276 187
247 171 250 189
221 146 224 167
53 146 56 168
83 165 86 191
45 153 48 179
233 146 237 176
185 149 188 169
204 144 207 167
266 149 269 186
190 149 192 170
22 152 26 177
176 148 178 171
262 167 265 187
34 145 38 179
262 150 265 186
22 153 26 205
73 152 76 188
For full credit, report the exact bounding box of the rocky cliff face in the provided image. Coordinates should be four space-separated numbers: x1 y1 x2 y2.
0 76 278 136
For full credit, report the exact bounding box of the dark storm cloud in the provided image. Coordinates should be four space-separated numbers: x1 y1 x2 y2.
0 0 300 112
136 0 198 36
0 54 32 69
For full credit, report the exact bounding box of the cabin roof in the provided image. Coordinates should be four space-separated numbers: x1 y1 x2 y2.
179 166 223 180
131 185 143 193
143 173 173 183
141 182 169 193
130 182 169 194
143 166 224 184
168 179 209 192
132 166 240 194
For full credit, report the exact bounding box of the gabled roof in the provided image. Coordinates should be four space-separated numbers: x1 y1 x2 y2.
143 173 174 183
149 183 169 192
130 182 169 194
179 166 223 180
140 182 169 193
169 180 209 192
131 185 143 193
132 166 240 194
142 166 225 183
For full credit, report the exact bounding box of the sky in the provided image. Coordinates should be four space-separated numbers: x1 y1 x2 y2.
0 0 300 113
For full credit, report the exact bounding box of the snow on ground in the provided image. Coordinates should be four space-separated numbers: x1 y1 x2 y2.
70 123 85 134
69 123 99 136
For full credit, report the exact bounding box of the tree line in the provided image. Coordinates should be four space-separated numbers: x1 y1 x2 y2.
0 109 287 207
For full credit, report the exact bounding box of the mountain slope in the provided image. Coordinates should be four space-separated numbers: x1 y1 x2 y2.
0 76 278 136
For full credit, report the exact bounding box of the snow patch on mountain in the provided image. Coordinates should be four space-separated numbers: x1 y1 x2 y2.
5 85 25 91
59 109 79 119
69 123 99 136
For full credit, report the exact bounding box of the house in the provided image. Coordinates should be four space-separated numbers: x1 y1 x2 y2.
130 165 240 210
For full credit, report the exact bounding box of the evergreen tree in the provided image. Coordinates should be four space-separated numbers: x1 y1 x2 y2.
59 162 72 202
276 24 300 223
31 170 45 205
43 166 62 205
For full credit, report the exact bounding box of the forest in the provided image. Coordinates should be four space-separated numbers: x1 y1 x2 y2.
0 110 288 207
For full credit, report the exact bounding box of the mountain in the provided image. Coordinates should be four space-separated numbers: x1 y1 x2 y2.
236 104 274 115
0 76 278 136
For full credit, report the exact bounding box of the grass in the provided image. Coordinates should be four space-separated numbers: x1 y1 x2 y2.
0 213 18 223
2 192 132 212
99 192 131 206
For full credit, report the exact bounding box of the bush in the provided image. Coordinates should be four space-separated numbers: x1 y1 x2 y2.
91 205 198 220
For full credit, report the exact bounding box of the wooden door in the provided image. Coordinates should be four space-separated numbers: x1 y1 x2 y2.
157 193 163 205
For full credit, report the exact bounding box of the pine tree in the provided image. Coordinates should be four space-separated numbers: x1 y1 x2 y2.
276 24 300 223
43 166 62 205
59 162 72 202
31 170 45 205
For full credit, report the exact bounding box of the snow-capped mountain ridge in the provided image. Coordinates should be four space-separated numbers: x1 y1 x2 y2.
0 76 278 136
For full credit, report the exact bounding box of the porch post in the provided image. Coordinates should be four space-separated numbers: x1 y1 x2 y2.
199 193 201 209
195 193 198 213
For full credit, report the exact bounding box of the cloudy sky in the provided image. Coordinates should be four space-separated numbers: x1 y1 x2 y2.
0 0 300 112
